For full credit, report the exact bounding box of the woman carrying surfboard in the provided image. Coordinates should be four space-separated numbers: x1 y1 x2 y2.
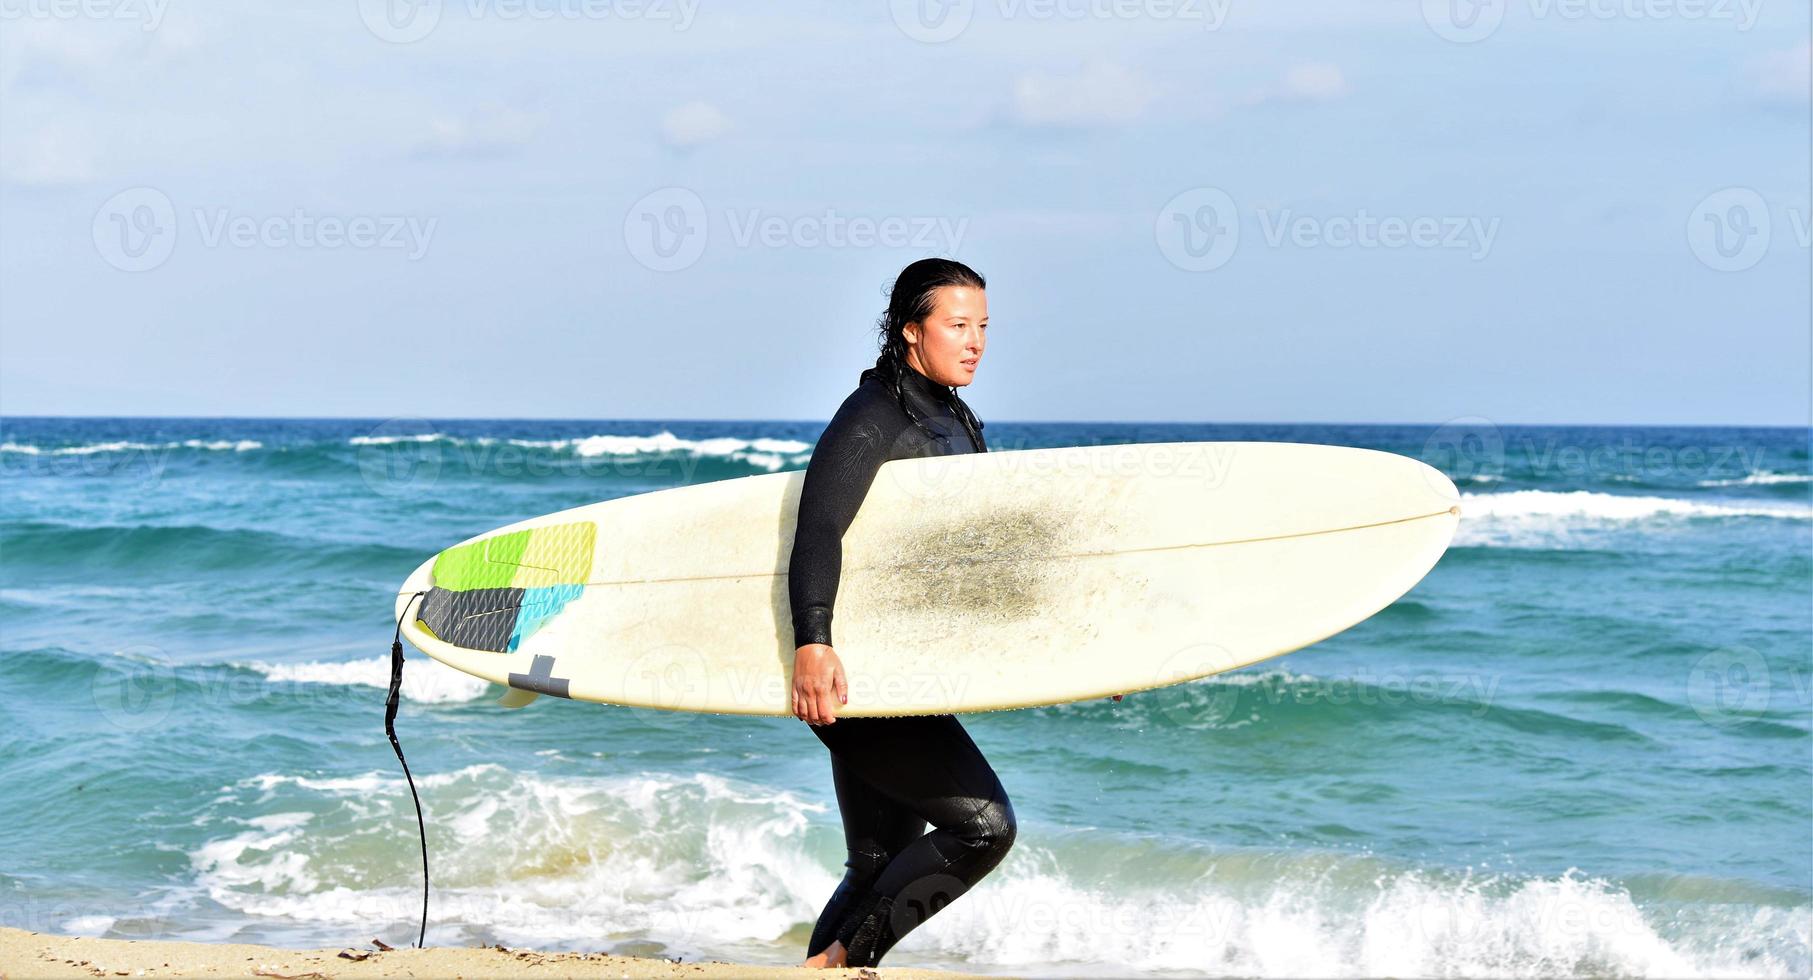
791 258 1015 969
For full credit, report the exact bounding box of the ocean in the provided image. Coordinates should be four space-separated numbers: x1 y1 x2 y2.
1 417 1807 977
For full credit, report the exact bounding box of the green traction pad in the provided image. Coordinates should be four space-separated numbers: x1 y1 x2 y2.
419 522 595 653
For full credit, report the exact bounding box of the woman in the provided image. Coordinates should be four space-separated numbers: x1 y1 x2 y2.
789 258 1016 969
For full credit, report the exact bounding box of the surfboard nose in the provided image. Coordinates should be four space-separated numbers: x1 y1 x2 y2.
394 555 437 623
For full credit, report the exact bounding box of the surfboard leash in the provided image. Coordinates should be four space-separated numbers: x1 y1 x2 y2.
388 591 431 949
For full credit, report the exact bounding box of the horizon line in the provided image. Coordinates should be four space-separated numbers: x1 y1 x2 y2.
2 413 1809 430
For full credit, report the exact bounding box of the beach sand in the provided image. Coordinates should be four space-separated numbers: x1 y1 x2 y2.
0 927 1001 980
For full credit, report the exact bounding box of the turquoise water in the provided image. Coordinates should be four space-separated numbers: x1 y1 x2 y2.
1 418 1808 977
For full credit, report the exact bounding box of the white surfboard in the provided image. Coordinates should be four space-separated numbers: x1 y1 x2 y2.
394 442 1460 716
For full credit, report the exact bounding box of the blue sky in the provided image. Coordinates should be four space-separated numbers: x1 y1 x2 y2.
0 1 1806 425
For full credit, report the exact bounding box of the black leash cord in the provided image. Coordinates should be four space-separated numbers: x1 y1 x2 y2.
388 591 431 948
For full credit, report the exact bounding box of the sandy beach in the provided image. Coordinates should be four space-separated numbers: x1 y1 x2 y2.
0 928 999 980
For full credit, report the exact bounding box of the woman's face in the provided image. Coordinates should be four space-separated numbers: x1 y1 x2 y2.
903 285 987 387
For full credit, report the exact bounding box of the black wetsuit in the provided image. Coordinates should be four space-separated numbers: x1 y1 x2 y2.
789 362 1016 968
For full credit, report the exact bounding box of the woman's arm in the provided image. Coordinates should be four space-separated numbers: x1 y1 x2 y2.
788 392 900 649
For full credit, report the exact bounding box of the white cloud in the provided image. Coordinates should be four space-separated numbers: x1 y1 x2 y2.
416 101 549 158
0 119 100 187
0 16 207 186
1753 41 1809 106
1244 62 1350 107
1010 62 1154 128
1279 63 1350 102
660 101 731 149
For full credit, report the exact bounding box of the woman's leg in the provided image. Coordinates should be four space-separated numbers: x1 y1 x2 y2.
809 714 1017 967
806 750 928 959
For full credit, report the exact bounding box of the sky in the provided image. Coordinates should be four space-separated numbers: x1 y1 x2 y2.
0 0 1807 425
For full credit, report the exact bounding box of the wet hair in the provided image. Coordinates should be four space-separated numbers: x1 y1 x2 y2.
870 258 986 450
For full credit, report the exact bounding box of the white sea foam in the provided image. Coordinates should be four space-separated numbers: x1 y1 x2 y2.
1462 490 1808 522
59 916 117 936
898 863 1758 976
496 432 813 471
196 766 837 953
1699 472 1813 487
343 430 813 467
0 439 262 454
347 433 446 445
739 452 787 471
188 766 1811 977
236 656 489 703
1455 489 1811 549
515 432 812 460
180 439 262 451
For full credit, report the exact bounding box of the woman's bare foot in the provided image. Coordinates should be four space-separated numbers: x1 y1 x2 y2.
801 939 848 968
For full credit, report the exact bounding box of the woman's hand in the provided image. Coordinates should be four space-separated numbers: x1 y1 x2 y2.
793 643 849 725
